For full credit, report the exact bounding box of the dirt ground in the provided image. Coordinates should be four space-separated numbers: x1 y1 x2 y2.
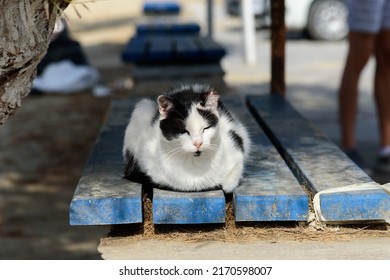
0 93 112 259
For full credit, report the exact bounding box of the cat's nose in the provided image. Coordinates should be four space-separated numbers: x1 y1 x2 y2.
193 140 203 149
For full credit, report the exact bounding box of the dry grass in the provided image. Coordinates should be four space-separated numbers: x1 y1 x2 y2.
107 194 390 244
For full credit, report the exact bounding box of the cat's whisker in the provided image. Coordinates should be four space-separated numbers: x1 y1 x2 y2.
165 147 185 157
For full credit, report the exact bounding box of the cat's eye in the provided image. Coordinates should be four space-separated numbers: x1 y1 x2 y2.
183 130 190 135
203 125 212 131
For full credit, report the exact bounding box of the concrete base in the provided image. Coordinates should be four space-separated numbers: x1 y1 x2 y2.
98 237 390 260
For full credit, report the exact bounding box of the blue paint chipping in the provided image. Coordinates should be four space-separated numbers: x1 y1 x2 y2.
136 23 200 36
319 189 390 222
121 37 148 63
246 94 389 223
69 167 144 225
70 196 143 225
223 96 309 222
148 36 173 62
234 194 309 221
153 189 226 224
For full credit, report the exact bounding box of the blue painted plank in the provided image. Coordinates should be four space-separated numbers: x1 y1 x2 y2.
316 184 390 222
70 97 143 225
171 23 200 35
153 189 226 224
221 96 309 222
121 37 148 63
136 23 200 36
195 37 226 61
70 166 143 225
147 36 173 62
143 1 181 15
104 98 134 127
247 94 390 223
174 36 200 61
122 35 226 64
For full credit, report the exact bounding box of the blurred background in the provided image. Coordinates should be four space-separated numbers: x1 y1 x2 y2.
0 0 385 259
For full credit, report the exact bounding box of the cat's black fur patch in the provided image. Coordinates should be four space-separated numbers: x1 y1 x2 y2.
123 150 153 185
159 89 219 140
217 102 234 122
155 183 223 192
160 117 188 140
229 130 244 152
197 109 219 128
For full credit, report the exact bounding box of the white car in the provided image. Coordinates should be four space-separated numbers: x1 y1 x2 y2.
225 0 348 41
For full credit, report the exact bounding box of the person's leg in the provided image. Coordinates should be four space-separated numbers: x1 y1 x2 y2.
374 29 390 155
338 32 375 151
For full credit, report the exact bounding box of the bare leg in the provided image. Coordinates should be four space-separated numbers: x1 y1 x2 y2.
338 32 375 150
374 30 390 150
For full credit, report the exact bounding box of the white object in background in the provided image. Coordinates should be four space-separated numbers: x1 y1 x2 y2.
241 0 257 65
33 60 100 94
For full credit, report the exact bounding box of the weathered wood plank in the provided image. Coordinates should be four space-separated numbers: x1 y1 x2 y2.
247 94 390 223
121 37 147 63
175 36 200 61
143 2 181 15
153 189 226 224
70 97 143 225
313 182 390 223
70 166 143 225
148 36 173 62
136 23 200 36
132 63 224 81
121 35 226 64
195 37 226 61
222 96 309 221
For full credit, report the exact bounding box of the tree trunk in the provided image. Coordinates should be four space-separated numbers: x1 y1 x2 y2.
0 0 70 125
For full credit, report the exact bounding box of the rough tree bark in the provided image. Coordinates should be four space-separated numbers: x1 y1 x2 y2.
0 0 71 125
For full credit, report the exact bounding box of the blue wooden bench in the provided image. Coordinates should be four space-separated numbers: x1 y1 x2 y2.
247 95 390 223
70 94 390 226
143 1 181 15
136 23 200 36
121 35 226 64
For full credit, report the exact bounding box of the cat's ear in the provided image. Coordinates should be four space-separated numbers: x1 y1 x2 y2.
157 95 173 119
204 90 219 111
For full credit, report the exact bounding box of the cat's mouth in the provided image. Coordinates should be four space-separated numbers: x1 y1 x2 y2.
193 151 202 157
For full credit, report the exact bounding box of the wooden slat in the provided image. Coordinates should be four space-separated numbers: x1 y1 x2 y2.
147 36 173 62
121 35 226 64
153 189 226 224
174 36 200 61
143 2 181 15
314 182 390 222
70 98 143 225
195 36 226 61
70 166 142 225
132 63 224 80
247 94 390 223
222 96 309 221
136 23 200 36
121 37 147 63
171 23 200 35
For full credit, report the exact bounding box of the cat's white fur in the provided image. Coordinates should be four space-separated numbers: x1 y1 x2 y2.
123 88 250 193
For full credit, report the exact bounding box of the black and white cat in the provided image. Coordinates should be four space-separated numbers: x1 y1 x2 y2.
122 84 250 193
